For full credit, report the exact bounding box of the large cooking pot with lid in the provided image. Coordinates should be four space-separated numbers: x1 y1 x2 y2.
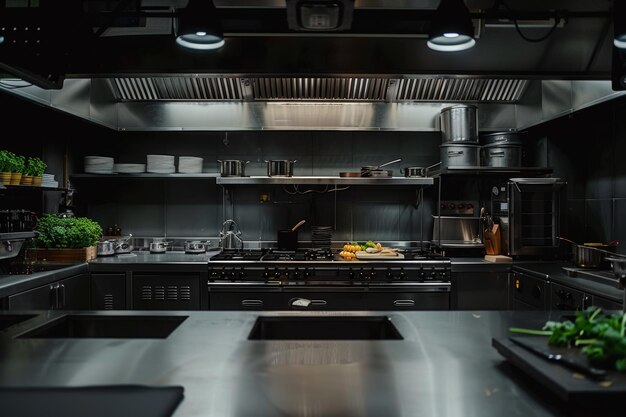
481 144 522 167
440 144 480 168
218 160 249 177
480 131 522 146
266 160 297 177
97 240 116 256
440 104 478 143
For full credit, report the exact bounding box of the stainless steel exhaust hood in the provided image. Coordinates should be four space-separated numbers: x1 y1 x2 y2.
0 1 624 131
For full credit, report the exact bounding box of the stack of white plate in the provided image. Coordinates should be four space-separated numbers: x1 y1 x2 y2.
178 156 203 173
41 173 58 188
114 163 146 174
146 155 175 173
85 156 114 174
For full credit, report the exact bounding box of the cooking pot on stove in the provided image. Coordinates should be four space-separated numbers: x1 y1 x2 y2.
150 239 168 253
114 234 133 254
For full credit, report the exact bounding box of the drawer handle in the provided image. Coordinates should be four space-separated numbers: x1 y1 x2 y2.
241 299 263 307
311 300 327 306
393 299 415 307
447 150 464 157
489 151 505 157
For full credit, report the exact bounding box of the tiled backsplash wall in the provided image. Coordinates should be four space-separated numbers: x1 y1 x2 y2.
69 131 441 242
527 96 626 255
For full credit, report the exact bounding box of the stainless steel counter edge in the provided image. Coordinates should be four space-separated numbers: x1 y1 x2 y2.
0 263 89 299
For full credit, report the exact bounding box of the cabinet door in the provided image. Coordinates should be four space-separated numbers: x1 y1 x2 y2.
92 273 127 310
590 295 622 311
8 284 55 310
133 274 200 310
455 272 509 310
56 274 90 310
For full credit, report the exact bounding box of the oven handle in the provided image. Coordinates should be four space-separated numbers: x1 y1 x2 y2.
393 299 416 307
241 299 264 307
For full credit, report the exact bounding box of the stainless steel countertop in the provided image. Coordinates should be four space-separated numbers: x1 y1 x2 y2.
0 310 592 417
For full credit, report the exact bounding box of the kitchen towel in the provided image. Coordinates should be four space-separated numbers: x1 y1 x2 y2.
0 384 184 417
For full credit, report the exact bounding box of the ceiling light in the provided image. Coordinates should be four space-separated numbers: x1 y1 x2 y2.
176 0 224 51
427 0 476 52
615 0 626 49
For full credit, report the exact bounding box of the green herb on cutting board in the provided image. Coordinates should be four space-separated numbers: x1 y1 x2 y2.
510 307 626 372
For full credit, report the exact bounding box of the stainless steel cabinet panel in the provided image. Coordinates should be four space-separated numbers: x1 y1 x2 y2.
454 272 509 310
133 274 201 310
590 295 622 310
91 273 127 310
8 284 55 311
510 272 547 310
8 274 90 311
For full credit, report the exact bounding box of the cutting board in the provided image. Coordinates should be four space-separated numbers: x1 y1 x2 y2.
492 337 626 407
355 251 404 260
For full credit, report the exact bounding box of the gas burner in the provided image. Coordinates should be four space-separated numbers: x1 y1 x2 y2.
261 248 335 262
210 249 265 261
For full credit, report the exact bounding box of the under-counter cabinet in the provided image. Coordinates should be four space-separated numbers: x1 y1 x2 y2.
8 274 90 311
453 272 509 310
91 273 127 310
132 274 201 310
550 282 622 311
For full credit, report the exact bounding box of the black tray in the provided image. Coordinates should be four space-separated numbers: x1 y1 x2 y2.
492 336 626 405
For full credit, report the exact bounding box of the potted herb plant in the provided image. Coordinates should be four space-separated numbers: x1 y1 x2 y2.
24 157 47 186
10 153 25 185
30 214 102 262
0 150 11 185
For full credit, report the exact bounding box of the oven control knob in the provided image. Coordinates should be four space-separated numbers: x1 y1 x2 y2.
293 269 301 279
358 270 365 279
369 269 377 279
419 271 425 279
238 270 246 279
386 270 394 279
304 269 312 278
348 269 355 279
263 270 271 279
399 270 406 280
429 271 437 279
210 270 220 279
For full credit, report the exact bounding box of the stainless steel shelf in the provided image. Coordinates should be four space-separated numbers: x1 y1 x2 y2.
71 173 221 179
215 176 434 186
1 184 68 192
431 167 554 177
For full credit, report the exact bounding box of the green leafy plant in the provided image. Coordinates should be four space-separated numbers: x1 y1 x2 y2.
511 307 626 372
0 150 10 172
34 214 102 249
25 157 47 176
13 154 25 174
0 151 21 172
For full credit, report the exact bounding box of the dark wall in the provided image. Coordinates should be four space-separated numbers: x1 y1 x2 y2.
526 96 626 255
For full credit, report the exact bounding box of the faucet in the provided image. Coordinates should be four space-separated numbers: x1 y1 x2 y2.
219 219 243 250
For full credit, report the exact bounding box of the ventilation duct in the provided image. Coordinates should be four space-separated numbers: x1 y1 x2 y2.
110 76 528 103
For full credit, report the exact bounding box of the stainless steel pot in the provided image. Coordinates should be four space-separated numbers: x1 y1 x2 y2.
114 235 133 254
481 144 522 167
184 240 209 254
440 104 478 143
440 144 480 169
149 241 168 253
481 131 522 146
403 167 424 178
606 257 626 280
218 160 249 177
266 160 296 177
97 240 116 256
558 237 618 268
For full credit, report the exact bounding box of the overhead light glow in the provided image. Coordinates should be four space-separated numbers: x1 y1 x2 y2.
428 0 476 52
176 0 224 51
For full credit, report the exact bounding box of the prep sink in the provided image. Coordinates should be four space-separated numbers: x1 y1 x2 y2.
0 314 37 331
248 316 403 340
18 315 187 339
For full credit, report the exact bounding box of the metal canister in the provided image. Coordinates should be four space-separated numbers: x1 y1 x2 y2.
440 104 478 143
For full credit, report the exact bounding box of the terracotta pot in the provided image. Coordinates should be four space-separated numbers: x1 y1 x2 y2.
10 172 22 185
20 175 33 185
32 176 42 186
0 172 11 184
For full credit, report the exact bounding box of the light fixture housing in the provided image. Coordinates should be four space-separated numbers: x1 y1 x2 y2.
427 0 476 52
615 0 626 49
176 0 224 50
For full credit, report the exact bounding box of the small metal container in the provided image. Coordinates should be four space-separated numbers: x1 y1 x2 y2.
149 240 168 253
184 240 209 254
480 131 522 146
114 235 133 254
440 104 479 143
218 160 249 177
266 160 296 177
403 167 424 178
482 144 523 167
97 240 116 256
440 144 480 169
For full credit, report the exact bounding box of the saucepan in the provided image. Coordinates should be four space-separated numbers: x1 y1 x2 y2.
558 237 619 268
266 160 297 177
